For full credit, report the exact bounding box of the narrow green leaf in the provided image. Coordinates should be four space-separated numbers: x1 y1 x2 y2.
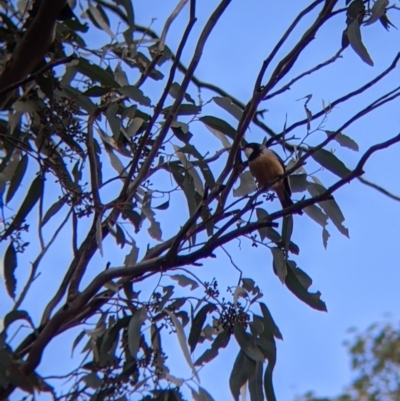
364 0 389 25
127 306 147 359
71 330 86 357
281 215 293 253
4 242 17 299
166 310 199 382
188 304 216 353
347 19 374 66
213 96 243 121
322 227 330 249
311 148 352 178
82 372 102 389
256 208 299 255
234 323 265 362
326 131 359 151
170 274 199 290
4 310 30 330
124 243 139 267
3 175 44 238
96 216 103 257
248 361 264 401
41 197 66 227
308 181 349 237
162 104 201 116
74 58 119 87
154 200 169 210
199 116 234 148
194 329 231 366
289 174 308 192
271 247 287 284
285 261 327 312
115 0 135 27
259 303 283 340
88 4 116 39
6 154 28 203
83 86 112 97
233 171 257 197
229 350 256 401
118 85 151 106
303 204 328 227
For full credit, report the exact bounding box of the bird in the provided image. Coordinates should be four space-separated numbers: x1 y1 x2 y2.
241 142 302 213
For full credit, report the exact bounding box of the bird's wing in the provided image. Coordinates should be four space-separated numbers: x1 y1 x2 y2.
263 147 292 197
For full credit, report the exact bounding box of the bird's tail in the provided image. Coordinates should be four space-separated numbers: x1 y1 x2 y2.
276 187 303 215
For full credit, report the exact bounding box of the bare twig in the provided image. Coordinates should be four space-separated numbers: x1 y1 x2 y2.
14 209 72 311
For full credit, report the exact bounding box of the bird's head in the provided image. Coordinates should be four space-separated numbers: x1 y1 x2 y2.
241 143 263 160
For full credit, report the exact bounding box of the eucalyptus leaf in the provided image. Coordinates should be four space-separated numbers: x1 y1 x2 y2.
347 19 374 66
6 154 28 203
4 242 17 299
127 306 147 358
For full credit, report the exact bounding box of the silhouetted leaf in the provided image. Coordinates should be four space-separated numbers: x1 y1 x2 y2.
162 104 201 116
188 304 216 353
379 13 397 30
364 0 388 25
199 116 236 147
127 306 147 359
125 118 144 137
259 303 283 340
281 215 293 253
233 171 257 197
234 323 265 362
248 361 264 401
289 174 308 192
308 181 349 237
95 216 103 257
3 175 44 238
82 372 102 389
303 204 328 227
322 227 330 249
41 197 66 227
166 310 199 382
229 350 256 401
195 329 231 366
326 131 359 151
311 148 352 178
83 86 112 97
115 0 134 27
6 154 28 203
4 310 30 330
71 330 86 357
173 144 204 196
74 58 119 86
213 96 243 121
170 274 199 290
271 247 287 284
119 86 151 106
256 208 299 254
347 19 374 66
285 261 327 312
124 243 139 267
154 200 169 210
4 242 17 299
88 4 116 39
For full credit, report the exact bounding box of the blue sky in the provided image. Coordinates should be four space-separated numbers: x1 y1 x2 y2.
1 0 400 400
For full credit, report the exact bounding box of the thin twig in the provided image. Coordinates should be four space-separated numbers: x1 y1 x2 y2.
0 55 76 97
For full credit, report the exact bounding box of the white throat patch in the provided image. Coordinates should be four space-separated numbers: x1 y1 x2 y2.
243 147 254 159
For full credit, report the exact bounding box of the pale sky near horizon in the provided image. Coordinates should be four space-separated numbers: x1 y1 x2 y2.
1 1 400 400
